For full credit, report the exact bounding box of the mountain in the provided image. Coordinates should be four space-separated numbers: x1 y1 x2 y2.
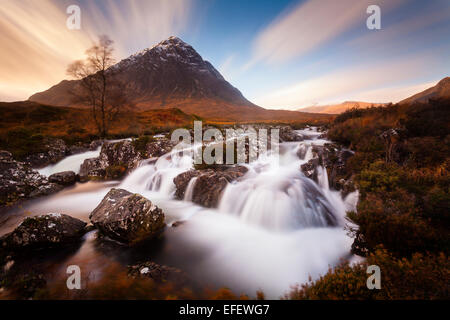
29 36 326 122
399 77 450 104
297 101 386 114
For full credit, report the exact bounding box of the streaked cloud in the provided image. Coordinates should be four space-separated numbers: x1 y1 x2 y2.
0 0 193 101
0 0 92 101
247 0 404 67
343 81 438 104
81 0 193 56
253 52 439 109
218 54 236 81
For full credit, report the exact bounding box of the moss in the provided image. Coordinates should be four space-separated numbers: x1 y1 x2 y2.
132 135 155 157
105 165 128 179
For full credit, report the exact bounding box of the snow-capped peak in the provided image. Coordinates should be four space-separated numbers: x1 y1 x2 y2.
112 36 200 71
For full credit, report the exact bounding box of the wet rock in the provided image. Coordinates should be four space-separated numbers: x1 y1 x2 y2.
300 144 356 196
79 138 175 181
146 139 176 158
0 213 87 251
279 126 303 142
28 183 64 198
24 138 69 168
174 165 248 208
89 188 165 245
68 143 90 155
79 157 106 181
79 140 137 181
300 158 320 181
48 171 77 186
128 261 187 284
0 150 63 205
89 139 104 150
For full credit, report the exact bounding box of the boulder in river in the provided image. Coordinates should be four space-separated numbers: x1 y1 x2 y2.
89 188 165 245
279 126 303 142
300 143 356 196
0 150 64 205
24 138 69 168
79 138 176 181
0 213 87 251
174 165 248 208
48 171 77 186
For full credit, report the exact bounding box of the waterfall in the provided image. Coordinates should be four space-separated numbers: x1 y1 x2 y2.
184 177 198 201
116 127 348 231
8 126 358 298
317 165 329 190
37 147 101 176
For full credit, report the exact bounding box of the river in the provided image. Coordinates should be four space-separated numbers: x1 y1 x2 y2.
0 127 359 298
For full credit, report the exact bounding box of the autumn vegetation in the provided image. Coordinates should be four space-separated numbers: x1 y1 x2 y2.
290 98 450 299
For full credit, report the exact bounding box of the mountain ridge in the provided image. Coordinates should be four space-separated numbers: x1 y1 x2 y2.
399 77 450 105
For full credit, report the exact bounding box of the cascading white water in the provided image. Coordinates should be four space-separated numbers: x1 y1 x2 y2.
4 127 359 298
37 138 132 177
217 139 341 231
37 147 101 176
184 177 198 201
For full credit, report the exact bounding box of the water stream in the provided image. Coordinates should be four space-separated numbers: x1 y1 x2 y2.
0 127 358 298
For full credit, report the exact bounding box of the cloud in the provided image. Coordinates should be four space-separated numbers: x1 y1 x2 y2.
0 0 92 101
0 0 193 101
81 0 193 56
218 54 235 81
253 52 438 109
344 81 438 104
247 0 405 67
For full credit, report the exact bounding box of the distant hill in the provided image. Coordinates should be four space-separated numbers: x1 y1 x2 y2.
399 77 450 104
29 36 328 123
297 101 386 114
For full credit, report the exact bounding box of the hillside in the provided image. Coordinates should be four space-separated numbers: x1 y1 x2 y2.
399 77 450 104
290 97 450 299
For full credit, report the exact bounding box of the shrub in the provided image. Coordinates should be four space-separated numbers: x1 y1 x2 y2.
286 248 449 300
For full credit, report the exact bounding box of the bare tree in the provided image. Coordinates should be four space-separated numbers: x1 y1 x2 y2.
67 35 128 137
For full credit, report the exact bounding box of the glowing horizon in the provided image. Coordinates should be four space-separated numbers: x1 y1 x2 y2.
0 0 449 109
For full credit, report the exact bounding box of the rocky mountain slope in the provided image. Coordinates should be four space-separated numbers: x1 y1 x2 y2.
29 37 329 122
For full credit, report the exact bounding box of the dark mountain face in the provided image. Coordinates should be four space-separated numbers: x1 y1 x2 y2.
111 36 253 106
29 37 258 115
28 36 333 122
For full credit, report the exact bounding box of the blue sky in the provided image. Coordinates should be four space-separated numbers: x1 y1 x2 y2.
1 0 449 109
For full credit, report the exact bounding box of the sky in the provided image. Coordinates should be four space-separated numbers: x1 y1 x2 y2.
0 0 449 109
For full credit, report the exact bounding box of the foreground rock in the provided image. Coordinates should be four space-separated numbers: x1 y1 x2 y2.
80 138 175 181
89 188 165 245
48 171 77 186
300 143 356 196
174 165 248 207
0 213 87 252
24 138 69 168
279 126 303 142
128 261 187 284
0 151 64 206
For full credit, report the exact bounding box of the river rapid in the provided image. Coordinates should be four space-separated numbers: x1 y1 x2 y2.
0 127 359 298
